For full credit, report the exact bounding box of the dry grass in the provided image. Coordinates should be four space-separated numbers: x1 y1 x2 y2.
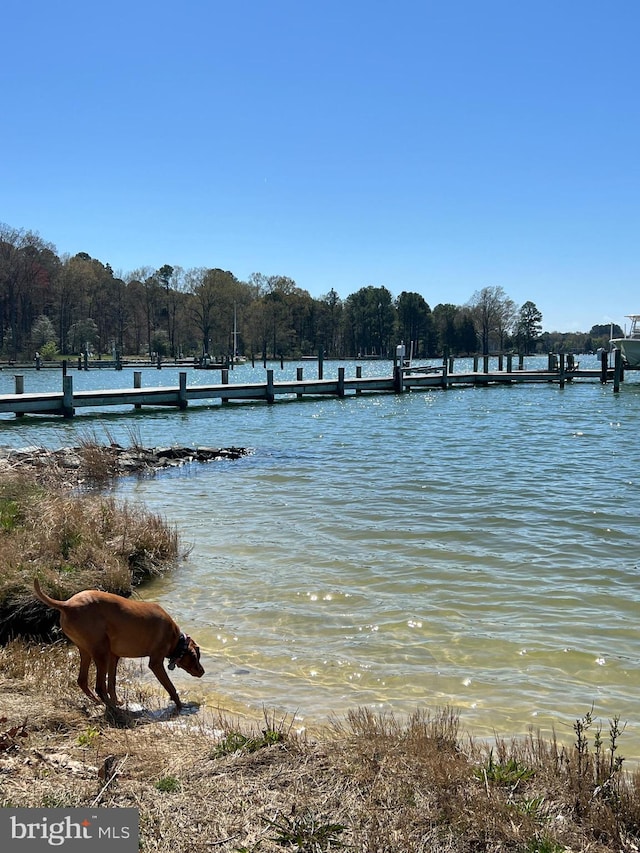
0 468 183 640
1 641 640 852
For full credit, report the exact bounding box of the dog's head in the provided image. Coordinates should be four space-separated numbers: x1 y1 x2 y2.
169 634 205 678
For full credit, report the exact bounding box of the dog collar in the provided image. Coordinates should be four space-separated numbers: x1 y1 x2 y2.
168 633 190 670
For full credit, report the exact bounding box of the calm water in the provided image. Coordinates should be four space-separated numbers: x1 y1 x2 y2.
3 358 640 753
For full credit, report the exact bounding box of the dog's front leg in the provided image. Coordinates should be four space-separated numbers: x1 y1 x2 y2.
148 658 183 710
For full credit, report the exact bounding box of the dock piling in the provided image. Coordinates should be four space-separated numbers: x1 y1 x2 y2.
614 348 622 392
62 375 74 418
178 372 188 409
220 369 229 405
14 375 24 418
600 350 608 383
134 371 142 409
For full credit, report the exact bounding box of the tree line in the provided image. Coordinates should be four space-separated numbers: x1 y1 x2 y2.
0 223 618 362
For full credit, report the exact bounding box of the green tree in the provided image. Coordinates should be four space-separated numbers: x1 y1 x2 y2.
317 288 344 357
455 310 478 354
345 286 395 357
395 291 432 357
432 303 459 354
515 301 543 354
187 268 240 357
66 318 99 354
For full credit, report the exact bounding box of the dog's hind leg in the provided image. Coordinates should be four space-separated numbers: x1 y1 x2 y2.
77 647 100 703
91 643 113 706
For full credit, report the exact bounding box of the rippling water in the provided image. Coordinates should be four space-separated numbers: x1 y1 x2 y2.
4 358 640 753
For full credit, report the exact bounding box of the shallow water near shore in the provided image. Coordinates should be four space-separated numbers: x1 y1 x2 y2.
3 357 640 754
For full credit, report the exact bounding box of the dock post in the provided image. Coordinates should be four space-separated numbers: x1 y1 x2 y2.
338 366 346 397
506 354 513 372
498 354 504 371
318 348 324 380
221 368 229 405
442 356 449 390
134 371 142 409
448 356 454 373
613 348 622 392
518 354 524 370
600 349 608 383
559 353 566 388
356 365 362 395
296 367 303 398
483 355 489 373
14 375 24 419
178 371 188 409
62 375 74 418
473 355 478 372
393 363 403 394
266 369 275 403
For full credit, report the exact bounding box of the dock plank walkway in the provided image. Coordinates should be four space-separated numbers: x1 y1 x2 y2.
0 361 621 419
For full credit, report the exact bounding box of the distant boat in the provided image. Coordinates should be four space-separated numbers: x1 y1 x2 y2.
610 315 640 367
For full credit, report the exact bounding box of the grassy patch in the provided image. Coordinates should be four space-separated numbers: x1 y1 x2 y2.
0 468 183 640
213 711 292 758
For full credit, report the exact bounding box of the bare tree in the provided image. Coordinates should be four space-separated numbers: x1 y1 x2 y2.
468 286 514 354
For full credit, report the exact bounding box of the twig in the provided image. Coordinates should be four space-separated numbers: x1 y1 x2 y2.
91 754 129 806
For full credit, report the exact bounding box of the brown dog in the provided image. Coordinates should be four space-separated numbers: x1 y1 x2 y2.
33 578 204 710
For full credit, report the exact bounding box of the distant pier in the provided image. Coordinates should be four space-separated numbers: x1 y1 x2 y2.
0 350 625 419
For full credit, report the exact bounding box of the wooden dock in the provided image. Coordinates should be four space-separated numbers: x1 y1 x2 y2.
0 351 624 418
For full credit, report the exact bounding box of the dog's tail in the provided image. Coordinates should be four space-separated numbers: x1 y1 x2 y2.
33 578 65 610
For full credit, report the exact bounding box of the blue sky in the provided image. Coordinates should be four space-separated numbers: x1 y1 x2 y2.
2 0 638 333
